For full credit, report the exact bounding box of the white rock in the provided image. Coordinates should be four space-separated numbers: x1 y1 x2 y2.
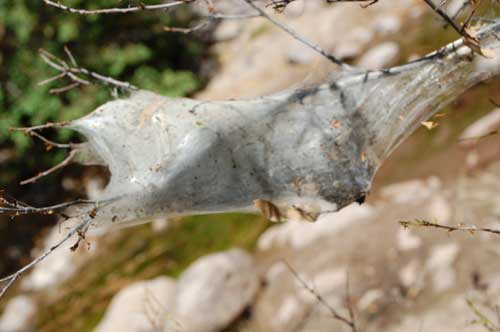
445 0 467 17
275 296 305 329
265 261 288 283
283 0 304 17
358 42 400 70
0 295 37 332
214 21 243 42
174 249 259 332
95 276 176 332
380 177 441 204
397 229 422 251
399 259 421 288
312 268 347 295
151 218 170 232
257 203 374 250
374 15 401 34
358 289 385 311
460 109 500 148
335 28 374 59
287 44 316 64
426 243 460 270
254 290 310 332
296 267 347 304
428 194 452 224
426 243 460 292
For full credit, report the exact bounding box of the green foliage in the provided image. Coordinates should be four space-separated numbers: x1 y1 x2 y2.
0 0 204 184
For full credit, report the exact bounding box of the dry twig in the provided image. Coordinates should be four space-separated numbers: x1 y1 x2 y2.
43 0 192 15
399 219 500 236
283 260 357 332
39 48 137 93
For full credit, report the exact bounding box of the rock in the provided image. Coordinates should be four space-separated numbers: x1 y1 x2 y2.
460 109 500 148
274 296 308 330
287 44 316 64
296 267 347 304
253 288 311 332
444 0 467 17
151 218 170 232
214 21 243 42
396 295 470 332
0 295 37 332
265 261 288 284
174 249 259 332
428 194 452 224
95 276 176 332
357 41 400 70
426 243 460 292
335 28 374 59
399 259 421 289
257 203 374 250
380 177 441 205
374 15 401 34
283 0 305 17
397 228 422 251
358 289 385 312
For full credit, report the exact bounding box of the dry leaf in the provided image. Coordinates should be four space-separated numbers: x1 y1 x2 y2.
421 121 439 130
254 199 282 222
463 27 496 59
330 119 341 128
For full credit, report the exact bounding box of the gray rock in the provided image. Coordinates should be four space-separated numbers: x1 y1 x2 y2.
358 41 400 70
0 296 37 332
95 277 176 332
174 249 259 332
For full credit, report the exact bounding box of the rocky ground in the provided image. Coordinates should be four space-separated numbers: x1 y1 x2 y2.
1 1 500 332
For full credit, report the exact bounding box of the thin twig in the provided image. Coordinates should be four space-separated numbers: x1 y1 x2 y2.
19 149 77 185
0 214 94 298
10 127 73 149
0 197 98 216
422 0 465 36
282 260 357 332
42 0 191 15
399 219 500 236
242 0 353 70
164 20 210 33
39 48 138 92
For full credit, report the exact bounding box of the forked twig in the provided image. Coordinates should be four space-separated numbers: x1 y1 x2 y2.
39 48 137 93
0 195 97 216
0 214 94 298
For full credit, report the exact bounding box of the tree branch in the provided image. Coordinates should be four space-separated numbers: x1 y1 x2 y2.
42 0 192 15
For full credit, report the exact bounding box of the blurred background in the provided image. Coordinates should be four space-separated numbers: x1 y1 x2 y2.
0 1 500 332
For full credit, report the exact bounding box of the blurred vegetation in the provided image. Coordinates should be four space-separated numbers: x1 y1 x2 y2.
35 214 269 332
0 0 205 185
0 0 210 278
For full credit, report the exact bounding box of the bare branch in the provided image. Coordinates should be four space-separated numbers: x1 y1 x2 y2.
39 48 138 93
399 219 500 236
0 195 97 217
0 214 94 298
422 0 465 36
19 149 77 185
242 0 354 70
42 0 192 15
